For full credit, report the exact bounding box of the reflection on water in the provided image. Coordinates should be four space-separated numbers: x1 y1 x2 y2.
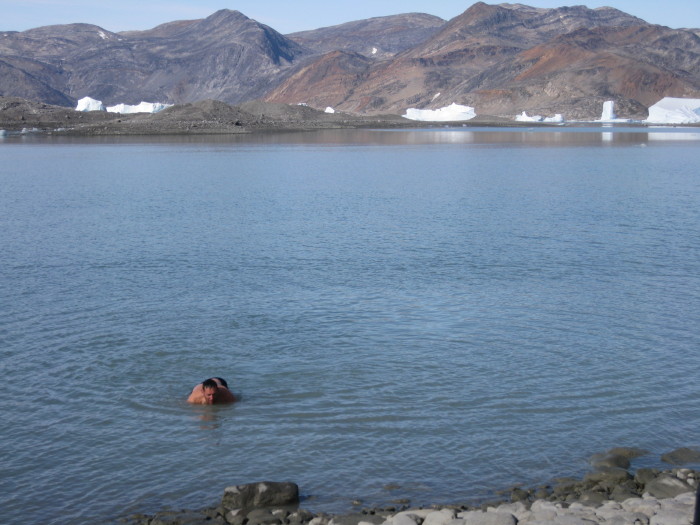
194 409 221 431
5 125 700 147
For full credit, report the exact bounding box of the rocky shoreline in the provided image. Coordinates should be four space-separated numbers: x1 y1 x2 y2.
116 448 700 525
2 96 671 138
0 97 495 137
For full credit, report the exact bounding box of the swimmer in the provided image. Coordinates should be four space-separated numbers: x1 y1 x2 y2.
187 377 237 405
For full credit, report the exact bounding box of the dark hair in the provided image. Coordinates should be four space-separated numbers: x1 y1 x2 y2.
214 377 228 388
202 378 219 390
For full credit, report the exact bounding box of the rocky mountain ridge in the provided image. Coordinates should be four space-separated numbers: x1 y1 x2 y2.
2 2 700 119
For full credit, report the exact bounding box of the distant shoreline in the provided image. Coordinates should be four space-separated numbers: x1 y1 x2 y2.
2 97 699 138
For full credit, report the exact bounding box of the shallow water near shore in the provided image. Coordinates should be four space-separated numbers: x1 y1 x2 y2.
1 127 700 524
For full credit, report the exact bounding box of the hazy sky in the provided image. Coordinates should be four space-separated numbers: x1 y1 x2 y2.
1 0 698 34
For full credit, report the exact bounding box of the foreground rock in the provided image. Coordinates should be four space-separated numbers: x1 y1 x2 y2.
119 464 699 525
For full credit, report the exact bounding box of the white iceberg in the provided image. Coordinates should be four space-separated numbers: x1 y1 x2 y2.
515 111 564 123
403 103 476 122
76 96 106 112
601 100 616 121
324 106 335 113
106 101 172 114
645 97 700 124
516 111 541 122
75 96 171 114
597 100 631 123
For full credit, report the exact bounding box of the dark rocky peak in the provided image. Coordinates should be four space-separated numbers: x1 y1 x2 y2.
119 19 199 39
287 13 445 56
157 9 304 63
190 9 252 32
21 23 121 41
408 1 651 57
0 23 122 58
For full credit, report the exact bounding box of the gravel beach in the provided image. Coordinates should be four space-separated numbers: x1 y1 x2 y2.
116 448 700 525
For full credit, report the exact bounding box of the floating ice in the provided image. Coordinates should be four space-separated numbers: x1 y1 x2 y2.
324 107 335 113
372 47 377 55
76 96 106 112
403 103 476 122
645 97 700 124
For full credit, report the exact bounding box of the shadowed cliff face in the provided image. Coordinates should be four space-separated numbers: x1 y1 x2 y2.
2 3 700 119
0 10 308 106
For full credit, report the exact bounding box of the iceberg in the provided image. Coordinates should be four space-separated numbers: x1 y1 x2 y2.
324 107 335 113
645 97 700 124
601 100 616 121
515 111 564 123
403 103 476 122
597 100 631 123
106 101 172 114
75 96 171 114
76 96 106 112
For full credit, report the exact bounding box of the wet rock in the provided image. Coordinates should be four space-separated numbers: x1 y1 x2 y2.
589 452 631 470
225 509 246 525
583 468 632 486
222 481 299 511
150 510 225 525
288 509 316 524
609 484 638 502
510 488 530 503
329 514 386 525
643 475 693 499
577 490 609 507
607 447 649 460
246 508 284 525
660 447 700 466
634 468 660 486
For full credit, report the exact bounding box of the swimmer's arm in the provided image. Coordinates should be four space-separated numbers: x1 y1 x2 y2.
187 384 204 404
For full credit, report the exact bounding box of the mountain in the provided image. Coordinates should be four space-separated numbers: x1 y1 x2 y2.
0 10 307 106
2 3 700 119
286 13 445 58
266 2 700 118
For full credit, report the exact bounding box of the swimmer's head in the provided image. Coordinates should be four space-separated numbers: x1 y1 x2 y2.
201 378 219 404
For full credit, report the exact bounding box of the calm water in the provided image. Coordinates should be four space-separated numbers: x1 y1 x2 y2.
1 128 700 524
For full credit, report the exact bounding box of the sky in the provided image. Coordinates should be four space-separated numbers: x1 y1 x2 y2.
1 0 698 34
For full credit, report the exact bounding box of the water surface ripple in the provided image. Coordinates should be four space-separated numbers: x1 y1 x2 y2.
1 128 699 524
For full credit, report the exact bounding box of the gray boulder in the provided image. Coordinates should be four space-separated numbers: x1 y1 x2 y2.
643 475 693 499
222 481 300 511
660 447 700 466
461 511 517 525
589 452 631 470
245 508 285 525
329 514 386 525
149 510 226 525
583 468 632 486
634 468 659 486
